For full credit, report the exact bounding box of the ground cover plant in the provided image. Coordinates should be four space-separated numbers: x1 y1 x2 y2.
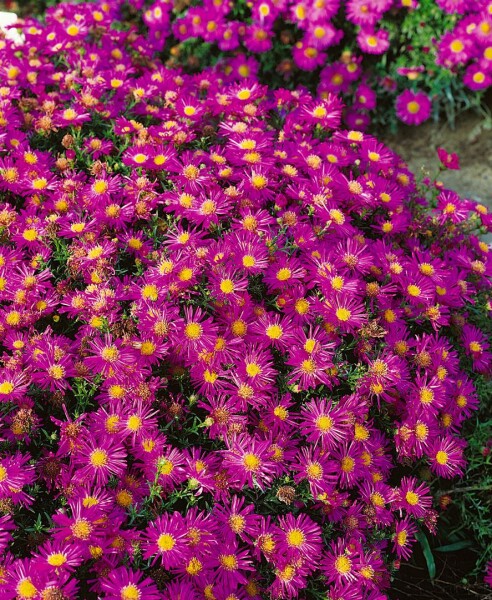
159 0 492 130
7 0 492 130
0 1 491 599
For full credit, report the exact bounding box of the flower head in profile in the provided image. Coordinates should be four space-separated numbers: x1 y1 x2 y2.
437 147 460 170
393 517 417 560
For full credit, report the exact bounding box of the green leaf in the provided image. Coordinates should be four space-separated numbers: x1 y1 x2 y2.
434 541 474 553
416 529 436 580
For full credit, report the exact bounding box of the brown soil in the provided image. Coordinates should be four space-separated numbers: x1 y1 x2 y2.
390 547 492 600
383 111 492 209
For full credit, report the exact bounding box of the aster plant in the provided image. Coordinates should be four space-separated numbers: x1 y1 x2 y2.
0 2 490 600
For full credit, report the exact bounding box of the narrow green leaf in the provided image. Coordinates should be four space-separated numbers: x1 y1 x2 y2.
434 541 474 553
416 530 436 580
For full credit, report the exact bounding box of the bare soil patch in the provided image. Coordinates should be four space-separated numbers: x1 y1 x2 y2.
384 110 492 210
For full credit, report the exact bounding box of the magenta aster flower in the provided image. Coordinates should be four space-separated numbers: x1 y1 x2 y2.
395 476 433 518
206 540 254 590
222 434 276 490
393 517 418 560
357 28 390 54
33 540 83 574
74 436 126 486
99 566 161 599
84 334 134 377
213 495 260 543
438 30 473 66
276 513 322 570
437 147 460 170
300 398 350 450
429 436 466 477
292 41 327 71
142 512 188 569
322 538 361 585
293 445 337 498
395 90 432 125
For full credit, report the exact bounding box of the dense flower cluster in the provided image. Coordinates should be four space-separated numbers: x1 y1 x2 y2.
0 1 490 599
144 0 492 127
436 0 492 92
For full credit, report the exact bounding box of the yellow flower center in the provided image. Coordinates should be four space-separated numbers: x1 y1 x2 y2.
185 323 202 340
71 518 92 540
334 555 352 574
87 246 104 260
243 453 261 471
450 39 464 52
276 268 291 281
273 406 288 420
17 579 37 599
66 24 80 36
341 457 355 473
301 359 316 376
48 365 65 380
287 529 305 547
371 492 385 507
266 324 282 339
419 388 434 404
220 279 235 294
220 554 238 570
316 415 333 432
101 346 119 362
116 489 133 507
415 423 429 441
405 491 419 505
186 557 203 576
157 533 175 552
435 450 448 465
127 415 142 431
179 267 193 281
336 307 351 322
245 363 261 377
121 584 141 600
201 200 216 215
307 462 323 479
160 459 174 475
237 89 251 101
133 153 147 164
231 320 247 337
47 553 67 567
92 180 108 195
397 530 407 546
469 341 482 353
229 514 245 533
140 341 155 356
313 106 327 119
0 382 14 395
242 255 256 268
407 284 421 297
295 298 310 314
90 449 108 468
